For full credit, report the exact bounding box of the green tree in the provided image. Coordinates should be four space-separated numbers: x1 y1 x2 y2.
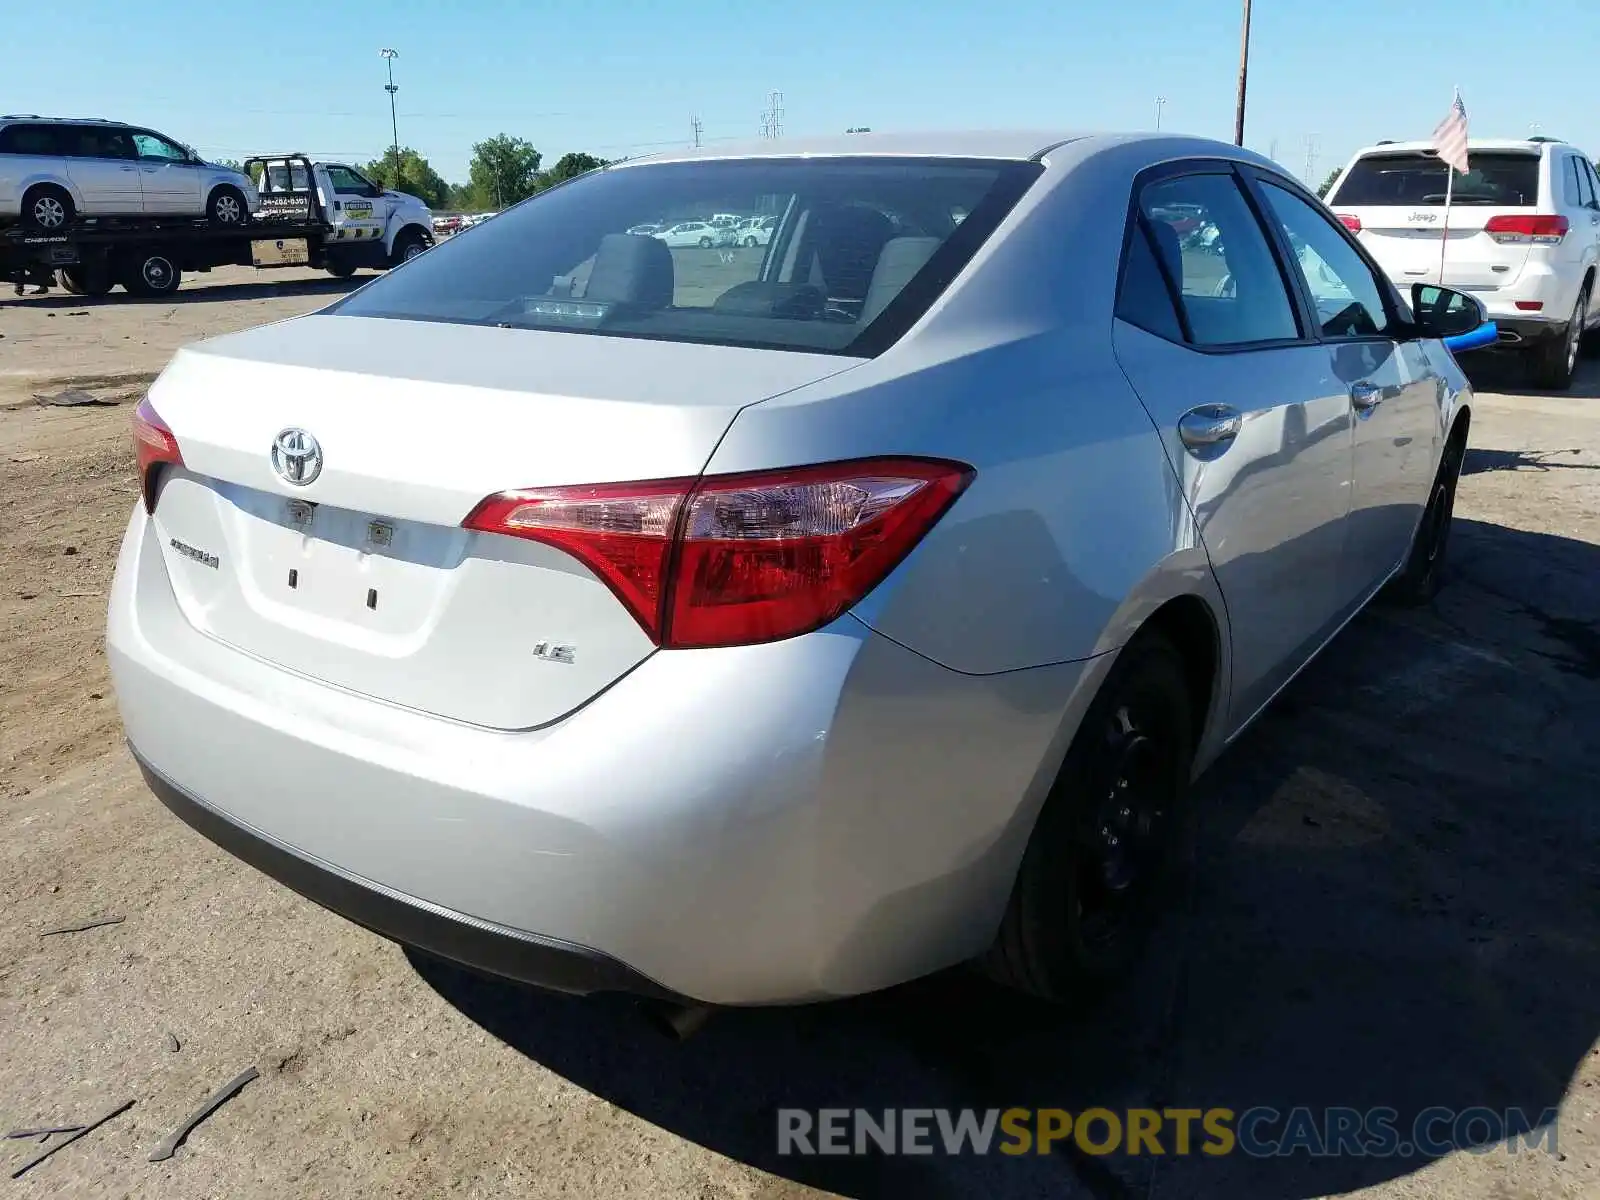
466 135 543 209
363 147 450 209
1317 167 1342 199
537 152 608 192
215 158 245 173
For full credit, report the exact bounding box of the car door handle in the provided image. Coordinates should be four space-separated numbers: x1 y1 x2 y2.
1350 381 1383 411
1177 404 1243 454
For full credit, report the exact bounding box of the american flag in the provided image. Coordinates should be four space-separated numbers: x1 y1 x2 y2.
1432 91 1470 176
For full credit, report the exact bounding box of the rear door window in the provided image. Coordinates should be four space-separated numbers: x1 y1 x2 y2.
1567 156 1595 209
1137 172 1301 347
65 126 135 160
1331 151 1540 207
1583 159 1600 209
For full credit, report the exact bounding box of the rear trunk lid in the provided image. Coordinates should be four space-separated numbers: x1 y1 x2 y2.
1328 148 1543 290
146 314 860 729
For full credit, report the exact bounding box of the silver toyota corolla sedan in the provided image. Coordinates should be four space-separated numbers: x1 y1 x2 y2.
108 131 1481 1008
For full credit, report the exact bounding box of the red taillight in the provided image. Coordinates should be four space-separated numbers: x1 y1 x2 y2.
463 457 974 649
1484 214 1569 244
1336 213 1362 233
131 397 183 512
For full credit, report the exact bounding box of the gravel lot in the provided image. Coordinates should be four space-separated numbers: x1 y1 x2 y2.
1 268 1597 1199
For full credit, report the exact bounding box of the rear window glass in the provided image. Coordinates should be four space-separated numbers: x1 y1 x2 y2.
1330 151 1540 207
0 123 65 155
327 156 1040 355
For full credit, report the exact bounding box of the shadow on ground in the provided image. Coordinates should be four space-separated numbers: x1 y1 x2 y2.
1460 346 1600 399
413 518 1600 1200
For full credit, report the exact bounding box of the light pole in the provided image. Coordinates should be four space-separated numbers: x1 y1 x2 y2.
380 48 401 187
1233 0 1252 146
1155 96 1168 132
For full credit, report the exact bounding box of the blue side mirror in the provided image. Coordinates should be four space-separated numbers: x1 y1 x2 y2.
1443 321 1498 354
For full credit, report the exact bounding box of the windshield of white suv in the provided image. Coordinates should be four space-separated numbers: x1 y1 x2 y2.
327 156 1041 355
1332 151 1540 207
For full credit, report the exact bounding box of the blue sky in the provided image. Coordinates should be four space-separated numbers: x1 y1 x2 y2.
8 0 1598 185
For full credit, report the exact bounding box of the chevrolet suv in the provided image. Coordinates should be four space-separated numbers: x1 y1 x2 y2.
1325 136 1600 388
0 116 259 231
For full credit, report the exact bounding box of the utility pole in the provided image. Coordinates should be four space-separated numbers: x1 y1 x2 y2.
691 114 703 149
1233 0 1251 146
380 48 401 187
1303 135 1319 184
1155 96 1167 132
760 91 784 140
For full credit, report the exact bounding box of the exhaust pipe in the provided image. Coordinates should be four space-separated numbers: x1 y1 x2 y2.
639 999 715 1041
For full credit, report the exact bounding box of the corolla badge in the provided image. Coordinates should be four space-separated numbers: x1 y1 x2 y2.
271 428 322 486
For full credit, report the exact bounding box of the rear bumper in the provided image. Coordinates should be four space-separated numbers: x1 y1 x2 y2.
1481 314 1566 346
108 506 1100 1004
133 747 684 1000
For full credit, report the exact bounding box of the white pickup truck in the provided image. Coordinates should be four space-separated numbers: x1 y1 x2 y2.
254 158 434 277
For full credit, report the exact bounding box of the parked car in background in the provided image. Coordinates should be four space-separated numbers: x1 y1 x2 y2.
626 222 662 236
1324 136 1600 388
734 214 777 246
0 116 258 230
654 219 718 247
112 131 1481 1012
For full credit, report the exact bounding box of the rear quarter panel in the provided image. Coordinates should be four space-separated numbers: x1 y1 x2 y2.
705 139 1228 682
0 155 78 211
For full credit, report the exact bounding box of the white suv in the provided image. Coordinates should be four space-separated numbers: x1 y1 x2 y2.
0 116 259 231
1325 137 1600 388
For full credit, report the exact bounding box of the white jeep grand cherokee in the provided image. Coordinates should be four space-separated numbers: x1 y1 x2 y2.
1325 136 1600 389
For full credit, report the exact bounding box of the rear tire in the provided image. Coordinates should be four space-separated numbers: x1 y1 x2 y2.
1385 427 1465 606
1526 293 1585 390
121 251 182 297
983 630 1194 1004
206 185 249 227
22 184 74 231
326 260 357 279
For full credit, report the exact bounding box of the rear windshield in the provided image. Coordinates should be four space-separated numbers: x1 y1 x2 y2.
327 156 1041 355
1330 151 1540 207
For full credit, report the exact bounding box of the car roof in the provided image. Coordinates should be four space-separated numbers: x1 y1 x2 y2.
616 130 1089 166
1347 138 1564 157
614 129 1289 171
0 115 131 126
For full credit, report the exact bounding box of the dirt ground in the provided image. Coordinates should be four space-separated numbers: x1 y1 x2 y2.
1 268 1597 1199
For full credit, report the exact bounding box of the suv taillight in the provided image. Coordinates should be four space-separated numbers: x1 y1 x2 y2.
464 458 974 648
131 397 183 513
1484 214 1569 244
1336 213 1362 232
